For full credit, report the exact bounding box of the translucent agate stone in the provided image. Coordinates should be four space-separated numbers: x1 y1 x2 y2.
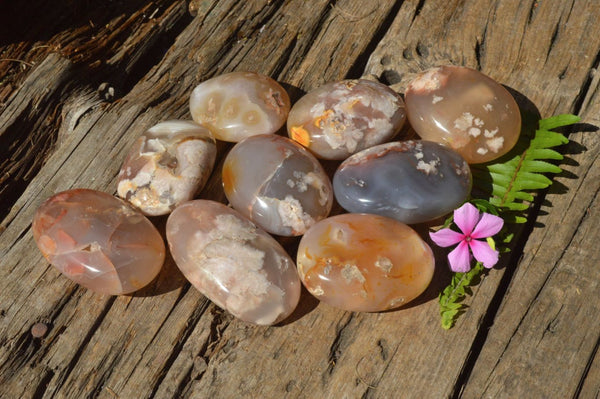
405 65 521 163
117 120 217 216
222 134 333 236
287 79 406 160
189 72 290 142
166 200 301 325
32 189 165 295
297 213 434 312
333 140 471 224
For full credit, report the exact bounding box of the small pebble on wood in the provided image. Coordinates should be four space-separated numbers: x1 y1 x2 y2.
333 140 471 224
405 65 521 163
296 213 435 312
166 200 301 325
32 189 165 295
189 72 290 142
117 120 216 216
223 134 333 236
287 79 406 160
31 323 48 338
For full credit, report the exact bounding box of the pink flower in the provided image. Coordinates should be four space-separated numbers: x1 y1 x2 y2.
429 202 504 272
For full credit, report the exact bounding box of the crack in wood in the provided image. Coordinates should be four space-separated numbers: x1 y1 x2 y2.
545 20 561 63
527 0 540 25
573 47 600 115
411 0 427 26
31 366 55 399
172 307 229 398
475 24 487 71
574 333 600 398
39 296 116 398
345 0 404 80
324 312 355 380
147 298 213 398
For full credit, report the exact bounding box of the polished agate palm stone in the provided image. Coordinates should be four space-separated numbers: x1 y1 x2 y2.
117 120 217 216
166 200 301 325
32 189 165 295
297 213 434 312
287 79 406 160
405 65 521 163
333 140 471 224
189 72 290 142
222 134 333 236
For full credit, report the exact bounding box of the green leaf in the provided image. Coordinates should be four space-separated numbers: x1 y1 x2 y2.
471 114 577 221
439 263 485 329
538 114 580 130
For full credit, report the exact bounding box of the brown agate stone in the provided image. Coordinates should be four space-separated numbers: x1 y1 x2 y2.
405 66 521 163
32 189 165 295
117 120 216 216
296 213 434 312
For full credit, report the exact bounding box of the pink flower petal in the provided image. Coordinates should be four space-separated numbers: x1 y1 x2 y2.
447 240 472 272
469 239 499 268
471 212 504 239
429 228 464 247
454 202 480 236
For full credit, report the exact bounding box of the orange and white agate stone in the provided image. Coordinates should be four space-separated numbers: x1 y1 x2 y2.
296 213 434 312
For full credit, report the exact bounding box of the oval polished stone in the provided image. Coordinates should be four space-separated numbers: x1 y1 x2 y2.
333 140 471 224
297 213 434 312
166 200 301 325
189 71 290 142
405 65 521 163
117 120 217 216
222 134 333 236
287 79 406 160
32 189 165 295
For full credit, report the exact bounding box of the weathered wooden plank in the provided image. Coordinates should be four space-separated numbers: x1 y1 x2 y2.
0 0 191 221
0 0 599 398
0 0 402 397
459 64 600 398
358 0 600 397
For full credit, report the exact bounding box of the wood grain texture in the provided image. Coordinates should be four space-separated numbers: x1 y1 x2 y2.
0 0 599 398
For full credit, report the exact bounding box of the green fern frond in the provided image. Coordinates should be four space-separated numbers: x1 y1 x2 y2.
471 114 578 218
439 262 484 330
439 114 578 329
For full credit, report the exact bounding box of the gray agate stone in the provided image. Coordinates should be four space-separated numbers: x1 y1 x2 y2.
223 134 333 236
333 140 471 224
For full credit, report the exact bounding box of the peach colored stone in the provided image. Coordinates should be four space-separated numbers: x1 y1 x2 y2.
297 213 434 312
405 65 521 163
189 72 290 142
166 200 300 325
32 189 165 295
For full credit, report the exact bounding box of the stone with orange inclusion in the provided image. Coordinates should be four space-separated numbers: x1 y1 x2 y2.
289 126 310 148
32 189 165 295
287 79 406 160
296 213 435 312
